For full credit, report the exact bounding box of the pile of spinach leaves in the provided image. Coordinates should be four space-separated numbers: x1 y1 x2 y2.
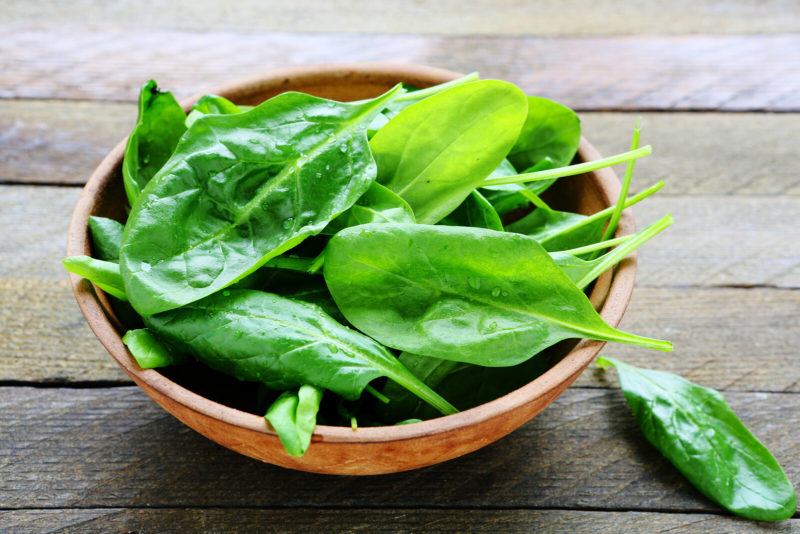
63 74 794 521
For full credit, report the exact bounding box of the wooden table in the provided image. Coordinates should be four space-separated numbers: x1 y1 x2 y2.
1 2 798 531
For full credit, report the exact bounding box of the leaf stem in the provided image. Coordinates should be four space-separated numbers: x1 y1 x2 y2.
596 119 642 250
394 72 480 102
575 213 673 289
479 145 652 187
560 235 632 256
365 384 391 404
389 366 458 416
519 189 552 212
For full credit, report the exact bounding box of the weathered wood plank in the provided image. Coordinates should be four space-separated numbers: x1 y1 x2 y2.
3 100 799 195
4 0 798 36
2 185 798 388
1 31 797 110
1 508 795 533
1 387 797 512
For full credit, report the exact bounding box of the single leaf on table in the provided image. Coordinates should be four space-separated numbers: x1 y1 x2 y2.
323 182 415 234
185 94 242 128
265 385 324 457
370 80 528 224
598 357 797 522
122 328 187 369
324 224 671 366
440 190 503 231
122 80 187 206
62 256 127 301
145 289 457 415
120 85 402 316
506 181 665 252
88 216 125 261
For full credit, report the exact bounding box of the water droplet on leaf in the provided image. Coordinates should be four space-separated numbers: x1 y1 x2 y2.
491 287 501 297
141 262 151 272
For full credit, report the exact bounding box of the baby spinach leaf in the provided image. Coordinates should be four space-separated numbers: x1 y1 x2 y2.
185 94 242 128
324 224 671 366
88 216 124 261
507 96 581 173
144 289 457 415
63 256 127 301
598 357 798 522
324 182 415 234
265 385 324 457
122 80 187 206
122 328 187 369
120 85 402 316
506 181 665 251
440 190 503 231
370 80 528 224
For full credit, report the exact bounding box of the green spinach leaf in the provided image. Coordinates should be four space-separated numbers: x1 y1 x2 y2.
369 80 528 224
598 357 797 522
144 289 456 415
120 85 402 316
265 385 324 457
324 182 415 234
88 216 125 261
440 190 503 231
185 94 242 127
63 256 127 301
324 223 671 366
122 328 187 369
122 80 187 206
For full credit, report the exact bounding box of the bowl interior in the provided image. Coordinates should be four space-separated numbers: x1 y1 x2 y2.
67 64 633 443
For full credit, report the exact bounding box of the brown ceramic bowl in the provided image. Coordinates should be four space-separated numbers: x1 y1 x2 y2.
66 63 636 475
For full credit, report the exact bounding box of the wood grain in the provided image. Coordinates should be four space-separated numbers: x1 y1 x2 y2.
2 185 798 388
4 0 799 36
1 508 794 533
3 100 799 194
0 386 796 511
2 31 798 110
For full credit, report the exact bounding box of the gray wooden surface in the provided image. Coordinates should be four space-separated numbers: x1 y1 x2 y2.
0 1 798 532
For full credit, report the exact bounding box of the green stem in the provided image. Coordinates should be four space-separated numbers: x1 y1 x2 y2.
390 367 458 416
266 256 315 272
480 146 652 187
596 119 642 253
519 189 552 212
307 251 326 274
575 214 673 289
599 330 673 352
365 384 390 404
562 180 665 237
560 235 632 256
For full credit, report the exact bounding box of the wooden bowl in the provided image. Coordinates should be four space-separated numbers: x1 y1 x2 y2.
66 63 636 475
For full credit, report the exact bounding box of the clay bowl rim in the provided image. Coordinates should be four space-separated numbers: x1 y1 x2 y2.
66 62 635 446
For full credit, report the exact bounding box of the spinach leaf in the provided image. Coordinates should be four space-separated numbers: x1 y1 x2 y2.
63 256 127 301
506 181 665 251
598 357 797 522
144 289 457 415
122 80 187 206
324 182 415 234
324 223 671 366
185 94 242 128
120 85 402 316
508 96 581 173
265 385 324 457
440 190 503 231
88 216 125 261
369 80 528 224
122 328 187 369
